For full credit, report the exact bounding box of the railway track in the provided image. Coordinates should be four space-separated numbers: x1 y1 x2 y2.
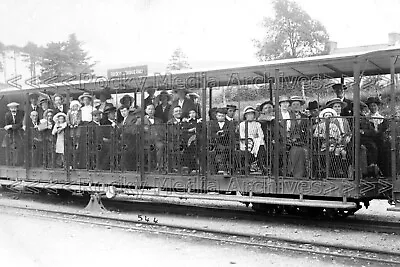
1 189 400 235
1 203 400 266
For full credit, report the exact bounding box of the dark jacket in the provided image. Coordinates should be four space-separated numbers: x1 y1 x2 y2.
209 120 235 147
155 104 171 123
341 98 353 117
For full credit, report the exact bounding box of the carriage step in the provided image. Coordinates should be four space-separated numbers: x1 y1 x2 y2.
387 191 400 212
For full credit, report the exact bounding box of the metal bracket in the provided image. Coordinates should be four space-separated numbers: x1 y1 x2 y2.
84 193 108 213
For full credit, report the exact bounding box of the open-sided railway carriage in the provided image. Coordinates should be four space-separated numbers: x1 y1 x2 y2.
1 46 400 217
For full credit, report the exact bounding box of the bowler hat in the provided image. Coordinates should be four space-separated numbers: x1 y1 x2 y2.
332 84 348 91
306 100 320 110
103 105 116 114
215 107 227 114
226 104 238 110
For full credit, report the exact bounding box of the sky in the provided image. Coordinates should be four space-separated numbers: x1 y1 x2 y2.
1 0 400 80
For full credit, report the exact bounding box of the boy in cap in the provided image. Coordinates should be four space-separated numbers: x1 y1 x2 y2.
209 108 235 175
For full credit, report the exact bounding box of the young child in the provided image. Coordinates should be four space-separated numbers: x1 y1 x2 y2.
313 108 346 159
52 112 67 167
67 100 82 149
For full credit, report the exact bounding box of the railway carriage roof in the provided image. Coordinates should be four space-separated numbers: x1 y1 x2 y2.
1 46 400 95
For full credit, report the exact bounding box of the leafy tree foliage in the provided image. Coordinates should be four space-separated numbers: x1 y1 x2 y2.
21 42 43 77
40 33 94 82
254 0 329 61
166 48 191 71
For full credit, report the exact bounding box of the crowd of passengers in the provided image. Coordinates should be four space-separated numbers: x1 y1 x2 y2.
2 83 394 178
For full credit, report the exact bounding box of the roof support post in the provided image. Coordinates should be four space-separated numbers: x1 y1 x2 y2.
390 56 397 185
201 73 208 187
353 61 361 191
274 69 280 193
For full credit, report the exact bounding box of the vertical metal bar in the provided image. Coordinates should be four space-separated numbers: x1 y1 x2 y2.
201 74 208 181
140 85 145 183
325 118 330 178
24 93 30 173
353 61 361 191
244 121 249 176
65 89 71 180
390 56 396 185
274 69 280 192
269 81 273 101
208 86 212 113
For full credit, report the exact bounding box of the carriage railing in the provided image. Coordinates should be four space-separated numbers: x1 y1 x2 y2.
4 115 395 182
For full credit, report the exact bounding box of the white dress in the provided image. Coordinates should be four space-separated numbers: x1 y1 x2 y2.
239 120 265 157
52 123 67 154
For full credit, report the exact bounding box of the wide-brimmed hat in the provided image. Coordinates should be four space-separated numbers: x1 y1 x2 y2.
325 98 347 109
306 100 320 110
279 95 291 103
53 112 67 122
366 96 382 105
332 84 348 91
119 94 134 105
97 88 112 99
259 100 274 111
188 92 200 99
319 108 337 118
78 92 93 101
243 106 256 115
69 100 82 109
157 90 172 101
7 102 19 108
104 105 117 114
289 96 306 105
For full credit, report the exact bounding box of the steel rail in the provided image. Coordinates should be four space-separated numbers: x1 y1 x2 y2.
1 203 400 266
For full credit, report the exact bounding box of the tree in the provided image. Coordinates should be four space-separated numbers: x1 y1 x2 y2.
254 0 329 61
40 33 95 82
21 42 43 77
166 48 191 71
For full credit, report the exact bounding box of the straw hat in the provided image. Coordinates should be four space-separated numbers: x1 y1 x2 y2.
279 95 291 103
53 112 67 122
78 92 93 102
259 100 274 111
325 98 347 109
319 108 337 118
69 100 82 109
243 106 256 115
289 96 306 105
93 99 101 107
7 102 19 108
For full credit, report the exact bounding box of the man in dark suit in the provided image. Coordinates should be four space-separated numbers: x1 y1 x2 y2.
119 105 141 171
136 103 165 171
26 110 42 167
209 108 235 175
155 91 172 123
86 110 104 170
166 106 185 172
169 89 196 119
23 93 40 131
101 105 119 170
4 102 25 166
144 88 156 108
333 84 353 117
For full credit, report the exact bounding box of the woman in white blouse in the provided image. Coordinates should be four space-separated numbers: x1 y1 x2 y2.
239 106 268 175
78 93 94 123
